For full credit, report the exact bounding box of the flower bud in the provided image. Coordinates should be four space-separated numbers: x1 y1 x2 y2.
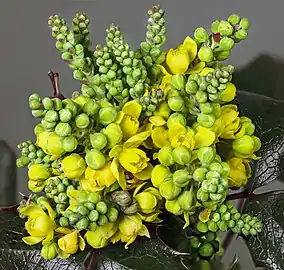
172 169 191 188
165 199 183 215
167 113 186 129
218 37 235 51
62 153 86 179
193 167 208 182
99 107 118 126
158 146 175 166
110 191 132 207
135 191 157 214
89 132 107 150
83 100 100 116
63 135 78 152
197 147 215 165
216 50 231 61
159 179 182 200
232 135 254 156
167 96 184 112
239 18 250 30
235 29 248 40
75 113 90 129
211 20 220 33
151 164 171 188
166 47 190 74
177 190 194 211
85 149 106 170
121 201 139 215
217 21 234 36
171 74 186 90
172 146 191 165
197 114 215 128
185 80 199 94
101 123 123 148
28 164 50 181
228 14 241 25
41 242 58 260
194 27 209 43
197 47 214 62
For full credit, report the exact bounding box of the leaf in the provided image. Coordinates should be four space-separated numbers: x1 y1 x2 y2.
236 91 284 189
242 191 284 269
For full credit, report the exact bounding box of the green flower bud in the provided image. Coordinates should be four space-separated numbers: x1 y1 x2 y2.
165 199 183 215
197 113 215 128
53 98 63 111
207 221 218 232
62 135 78 152
167 113 186 129
195 91 208 103
206 171 220 180
172 146 191 165
58 192 68 203
211 20 220 33
158 146 175 166
173 169 191 188
106 207 119 222
68 213 78 225
193 167 208 182
56 203 66 214
75 113 90 129
55 122 72 136
235 29 248 40
59 217 69 227
198 47 214 62
99 107 118 126
216 50 230 61
232 135 254 155
84 202 95 211
218 37 235 51
41 242 58 260
16 156 30 168
41 120 57 130
159 179 182 200
185 80 199 94
110 191 132 207
221 162 230 177
85 149 106 170
88 221 98 231
194 27 209 43
197 221 208 233
228 220 236 229
101 123 123 148
45 111 59 123
88 193 101 204
228 14 241 25
29 99 41 110
76 217 89 230
29 93 40 102
96 201 108 214
199 103 214 114
97 215 108 226
198 147 216 165
217 220 228 231
239 18 250 30
189 236 200 248
32 109 45 118
197 189 209 202
89 132 107 150
121 201 139 215
171 74 186 90
218 21 234 36
59 109 72 122
199 243 214 257
42 97 53 110
168 96 184 112
77 205 89 216
177 190 194 211
89 210 100 222
208 162 223 174
83 100 100 116
222 212 231 221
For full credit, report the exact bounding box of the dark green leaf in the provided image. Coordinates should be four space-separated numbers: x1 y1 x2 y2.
236 91 284 189
243 191 284 269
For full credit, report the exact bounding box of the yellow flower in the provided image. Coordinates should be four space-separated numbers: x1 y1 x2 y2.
20 202 56 246
193 125 216 149
58 230 85 257
169 122 195 150
36 131 65 160
227 157 251 187
219 105 240 139
110 214 150 249
61 153 86 179
150 116 171 148
219 83 237 103
153 101 171 119
85 222 118 249
28 164 50 181
118 100 142 140
158 37 205 93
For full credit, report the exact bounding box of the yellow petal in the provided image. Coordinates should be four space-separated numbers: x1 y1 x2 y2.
111 158 126 190
114 111 124 124
58 249 70 259
40 200 55 221
109 145 123 158
152 126 170 148
153 101 171 119
120 116 139 139
55 227 73 235
194 126 216 149
22 236 45 245
186 61 206 74
166 47 190 74
122 100 142 119
149 116 166 126
78 234 86 251
182 36 197 62
219 82 237 103
138 224 151 238
159 74 172 95
157 64 170 76
123 131 151 149
20 205 46 217
199 67 215 76
133 163 153 180
183 212 190 229
42 231 54 245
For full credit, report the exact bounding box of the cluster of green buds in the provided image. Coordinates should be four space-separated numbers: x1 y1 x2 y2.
196 201 262 236
48 15 95 85
140 5 167 68
16 140 51 168
93 45 128 103
189 231 222 260
194 14 250 62
109 190 138 215
106 24 148 99
44 176 77 214
60 192 119 231
194 147 230 208
140 88 164 116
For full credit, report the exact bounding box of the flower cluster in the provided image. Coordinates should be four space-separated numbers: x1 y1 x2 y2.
16 5 262 262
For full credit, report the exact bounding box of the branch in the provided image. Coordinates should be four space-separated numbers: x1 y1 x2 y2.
226 190 254 201
48 71 65 99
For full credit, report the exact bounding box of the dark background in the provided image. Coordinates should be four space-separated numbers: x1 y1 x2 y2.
1 0 284 269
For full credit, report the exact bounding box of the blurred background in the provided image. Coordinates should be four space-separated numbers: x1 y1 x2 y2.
0 0 284 269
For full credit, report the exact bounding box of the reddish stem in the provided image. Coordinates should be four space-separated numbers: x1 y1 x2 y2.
0 203 20 213
48 71 65 100
226 190 253 201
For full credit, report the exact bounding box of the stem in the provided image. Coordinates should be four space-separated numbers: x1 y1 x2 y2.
0 203 20 213
47 71 65 100
226 190 254 201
